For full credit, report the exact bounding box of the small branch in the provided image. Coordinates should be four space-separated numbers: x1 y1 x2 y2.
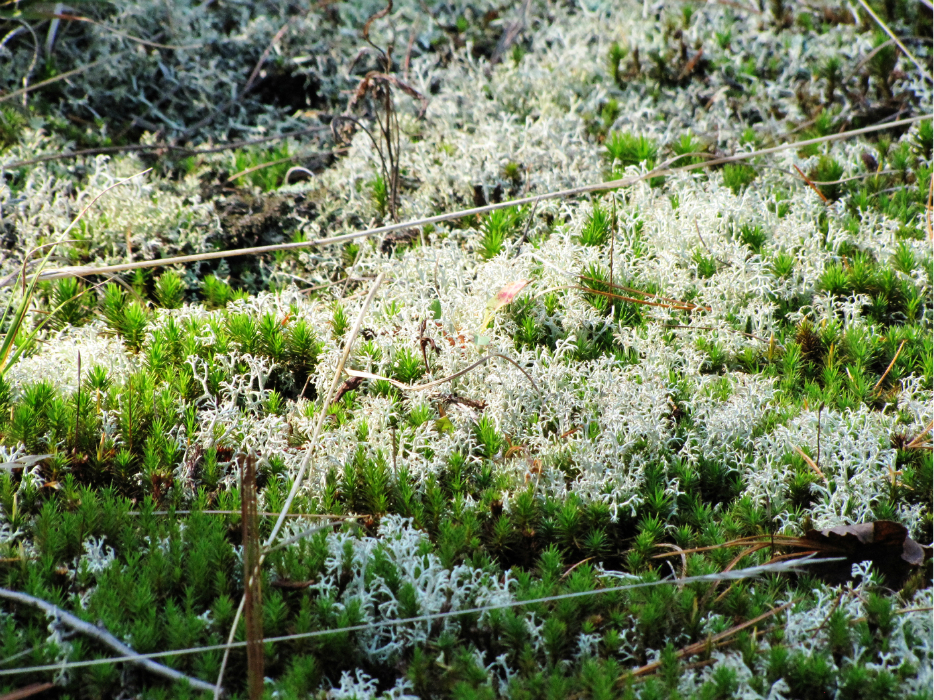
577 274 706 310
214 273 386 699
573 285 701 312
0 683 56 700
0 53 127 105
694 218 716 257
624 601 795 679
0 125 330 170
124 510 361 518
346 351 542 397
793 164 830 204
792 444 827 482
905 420 933 450
872 338 906 393
0 587 215 693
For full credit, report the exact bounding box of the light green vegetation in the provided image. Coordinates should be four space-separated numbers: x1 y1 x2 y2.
0 0 932 698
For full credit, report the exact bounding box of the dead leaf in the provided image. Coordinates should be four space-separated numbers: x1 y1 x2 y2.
804 520 927 586
332 375 365 405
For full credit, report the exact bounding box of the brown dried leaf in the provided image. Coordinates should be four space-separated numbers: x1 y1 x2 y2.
804 520 926 585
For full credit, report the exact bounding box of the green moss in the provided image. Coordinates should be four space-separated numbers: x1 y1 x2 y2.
722 163 757 193
479 206 523 260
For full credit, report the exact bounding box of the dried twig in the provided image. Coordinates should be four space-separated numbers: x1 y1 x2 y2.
577 274 706 310
346 351 542 397
0 682 56 700
0 53 127 105
905 420 933 450
793 164 830 204
241 454 263 700
625 601 795 679
872 339 906 393
792 444 827 482
32 11 206 50
0 587 215 693
490 0 533 65
572 284 701 311
0 125 331 170
0 556 845 680
125 510 361 518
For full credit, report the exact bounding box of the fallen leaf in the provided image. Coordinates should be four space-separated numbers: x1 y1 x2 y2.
804 520 927 586
332 375 365 405
481 279 528 329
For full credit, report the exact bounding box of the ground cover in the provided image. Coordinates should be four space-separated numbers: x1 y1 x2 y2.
0 0 932 698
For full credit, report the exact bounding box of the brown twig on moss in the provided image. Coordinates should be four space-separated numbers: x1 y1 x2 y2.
905 420 933 450
213 273 386 698
346 351 543 397
623 601 795 680
872 339 906 393
793 164 831 204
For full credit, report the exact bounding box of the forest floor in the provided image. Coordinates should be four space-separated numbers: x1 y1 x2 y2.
0 0 932 698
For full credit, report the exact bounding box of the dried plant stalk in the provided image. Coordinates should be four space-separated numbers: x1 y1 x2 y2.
242 453 264 700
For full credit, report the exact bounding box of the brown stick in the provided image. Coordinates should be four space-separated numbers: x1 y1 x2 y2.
905 420 933 449
0 683 56 700
2 125 331 170
214 273 386 698
578 274 706 310
793 164 830 204
345 351 542 397
625 601 794 678
0 54 127 105
792 444 827 482
872 339 906 393
574 285 700 311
